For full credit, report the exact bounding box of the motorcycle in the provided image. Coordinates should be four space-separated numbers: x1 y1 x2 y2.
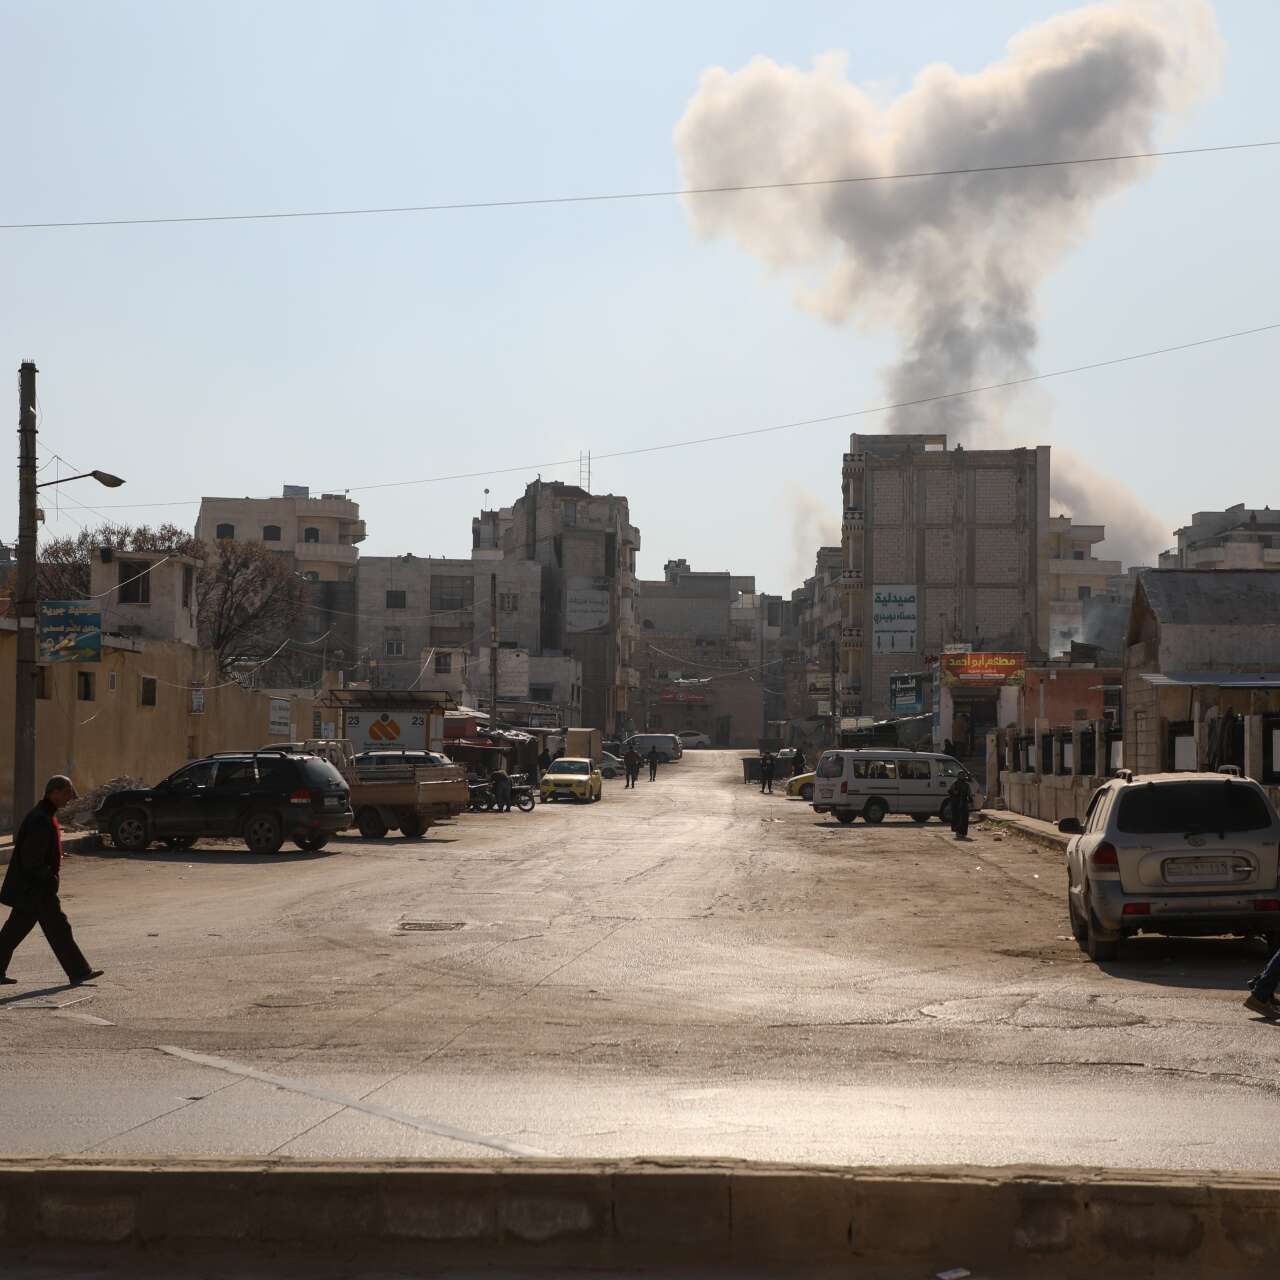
510 774 536 813
468 781 495 812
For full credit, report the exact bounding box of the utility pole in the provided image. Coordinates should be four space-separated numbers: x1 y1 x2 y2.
489 572 498 722
829 637 839 749
13 361 38 821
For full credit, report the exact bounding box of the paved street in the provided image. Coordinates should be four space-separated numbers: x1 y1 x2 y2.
4 750 1280 1169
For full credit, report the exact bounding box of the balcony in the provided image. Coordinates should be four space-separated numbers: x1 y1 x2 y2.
294 541 358 567
300 496 361 520
1049 556 1122 578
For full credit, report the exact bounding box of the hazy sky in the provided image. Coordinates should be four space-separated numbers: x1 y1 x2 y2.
3 1 1277 594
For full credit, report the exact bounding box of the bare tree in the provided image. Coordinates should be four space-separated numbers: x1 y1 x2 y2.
37 523 200 600
196 539 304 676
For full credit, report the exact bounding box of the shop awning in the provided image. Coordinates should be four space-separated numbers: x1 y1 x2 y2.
1141 671 1280 688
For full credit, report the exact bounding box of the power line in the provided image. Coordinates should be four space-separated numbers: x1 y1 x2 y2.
3 139 1276 232
79 318 1280 512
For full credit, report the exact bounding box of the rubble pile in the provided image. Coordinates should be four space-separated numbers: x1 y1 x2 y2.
59 776 144 829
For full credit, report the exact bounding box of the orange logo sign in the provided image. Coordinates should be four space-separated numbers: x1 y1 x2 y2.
368 714 402 742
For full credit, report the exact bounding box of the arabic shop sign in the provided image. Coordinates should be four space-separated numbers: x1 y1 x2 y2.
39 601 101 663
872 584 918 653
939 651 1026 687
889 672 925 714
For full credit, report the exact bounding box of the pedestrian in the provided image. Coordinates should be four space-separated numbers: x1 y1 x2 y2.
0 775 103 988
647 746 660 782
792 748 807 777
760 752 775 794
537 748 551 779
948 773 974 840
624 746 641 789
491 766 512 813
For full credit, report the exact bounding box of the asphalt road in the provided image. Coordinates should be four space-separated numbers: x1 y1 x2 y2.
4 750 1280 1169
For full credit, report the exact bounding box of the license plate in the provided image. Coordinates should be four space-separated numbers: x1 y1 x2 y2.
1166 857 1231 882
324 795 342 809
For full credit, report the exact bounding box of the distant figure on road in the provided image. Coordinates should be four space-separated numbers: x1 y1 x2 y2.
647 747 660 782
624 747 641 789
760 752 776 794
0 775 103 987
491 766 512 813
537 748 551 778
949 774 974 840
792 749 807 777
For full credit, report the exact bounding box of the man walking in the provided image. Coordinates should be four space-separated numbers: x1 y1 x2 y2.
0 775 102 987
792 748 807 777
760 752 775 794
948 773 974 840
623 746 641 789
491 765 512 813
647 746 660 782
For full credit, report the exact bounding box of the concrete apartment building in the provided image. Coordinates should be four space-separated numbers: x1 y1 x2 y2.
195 486 366 683
1046 516 1122 657
1158 503 1280 570
841 434 1050 731
788 546 843 724
503 480 640 735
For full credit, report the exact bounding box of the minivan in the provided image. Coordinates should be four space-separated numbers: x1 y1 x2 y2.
812 749 980 825
626 733 683 763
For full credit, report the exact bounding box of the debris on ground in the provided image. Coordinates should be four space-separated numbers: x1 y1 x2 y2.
59 777 145 829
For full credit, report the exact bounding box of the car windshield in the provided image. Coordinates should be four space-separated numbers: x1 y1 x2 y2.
816 755 843 778
550 761 590 775
1116 781 1273 835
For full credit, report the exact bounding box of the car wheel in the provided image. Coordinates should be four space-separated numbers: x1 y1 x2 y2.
800 784 813 801
910 814 930 824
357 808 388 840
863 799 888 825
295 835 329 852
1084 891 1118 962
399 816 426 839
835 811 856 825
243 811 284 856
110 810 150 852
163 836 197 851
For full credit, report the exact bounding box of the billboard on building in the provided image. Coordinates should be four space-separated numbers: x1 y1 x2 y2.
566 576 611 632
343 708 431 752
39 601 101 663
939 652 1026 686
806 669 833 695
268 697 292 736
872 585 918 652
889 672 925 714
659 689 708 704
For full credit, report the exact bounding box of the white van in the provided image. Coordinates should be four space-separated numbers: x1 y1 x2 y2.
812 750 981 825
626 733 683 763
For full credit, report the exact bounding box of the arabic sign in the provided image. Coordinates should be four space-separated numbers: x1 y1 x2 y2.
344 708 429 752
39 601 101 663
939 651 1026 687
872 584 918 653
889 672 925 714
566 576 611 633
268 697 292 737
660 690 707 704
190 687 205 714
806 670 833 695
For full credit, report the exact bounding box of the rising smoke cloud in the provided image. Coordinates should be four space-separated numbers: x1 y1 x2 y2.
786 482 842 585
675 0 1221 564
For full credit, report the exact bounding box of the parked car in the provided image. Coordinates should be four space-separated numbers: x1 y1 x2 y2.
599 751 627 779
811 750 981 825
786 771 816 802
1060 770 1280 962
625 733 683 763
539 757 603 803
353 749 453 769
96 751 352 855
677 730 712 749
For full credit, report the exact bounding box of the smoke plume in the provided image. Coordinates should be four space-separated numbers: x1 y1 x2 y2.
786 482 841 584
675 1 1220 564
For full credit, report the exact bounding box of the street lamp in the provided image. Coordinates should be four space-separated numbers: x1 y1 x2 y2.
12 361 127 822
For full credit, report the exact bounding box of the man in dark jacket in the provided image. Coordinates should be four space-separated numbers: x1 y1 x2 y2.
647 746 660 782
949 774 974 840
0 775 102 986
792 749 807 777
760 752 776 794
623 747 641 789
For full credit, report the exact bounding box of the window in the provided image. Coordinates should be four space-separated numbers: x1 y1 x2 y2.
119 560 151 605
262 525 282 542
76 671 95 702
529 684 554 702
35 667 49 700
434 652 452 674
182 565 193 608
385 590 407 610
1077 585 1092 601
604 532 616 579
171 760 216 788
898 759 931 780
1118 781 1271 835
213 760 256 788
384 636 405 657
215 523 234 540
303 570 320 582
107 671 117 692
430 575 473 612
816 754 844 779
1072 550 1085 560
498 592 518 612
303 527 321 543
562 500 577 526
140 676 157 707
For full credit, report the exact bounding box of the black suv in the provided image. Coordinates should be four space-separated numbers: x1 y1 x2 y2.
95 752 352 855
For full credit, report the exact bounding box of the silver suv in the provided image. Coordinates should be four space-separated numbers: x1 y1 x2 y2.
1060 771 1280 962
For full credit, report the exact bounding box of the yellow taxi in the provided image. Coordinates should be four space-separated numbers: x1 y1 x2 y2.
540 757 604 804
786 771 815 801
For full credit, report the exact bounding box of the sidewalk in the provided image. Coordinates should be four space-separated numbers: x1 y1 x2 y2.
981 809 1068 848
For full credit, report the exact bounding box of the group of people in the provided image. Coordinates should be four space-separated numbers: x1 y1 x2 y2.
622 745 660 787
758 748 806 794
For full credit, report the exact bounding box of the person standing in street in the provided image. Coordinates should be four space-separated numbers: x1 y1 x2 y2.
760 752 775 794
948 774 974 840
647 746 660 782
0 775 103 987
491 766 512 813
536 747 551 779
624 746 641 789
792 748 807 777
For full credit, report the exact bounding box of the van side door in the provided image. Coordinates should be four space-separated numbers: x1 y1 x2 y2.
897 759 933 813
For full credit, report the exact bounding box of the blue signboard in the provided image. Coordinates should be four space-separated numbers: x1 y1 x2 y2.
39 600 102 663
889 671 924 715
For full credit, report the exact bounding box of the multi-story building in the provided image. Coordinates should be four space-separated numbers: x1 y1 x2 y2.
786 546 844 731
1158 503 1280 570
195 486 366 683
1046 516 1123 657
840 433 1050 739
502 480 640 735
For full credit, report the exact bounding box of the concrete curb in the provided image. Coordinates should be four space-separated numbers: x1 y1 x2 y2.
983 812 1069 850
0 831 100 868
3 1159 1280 1275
